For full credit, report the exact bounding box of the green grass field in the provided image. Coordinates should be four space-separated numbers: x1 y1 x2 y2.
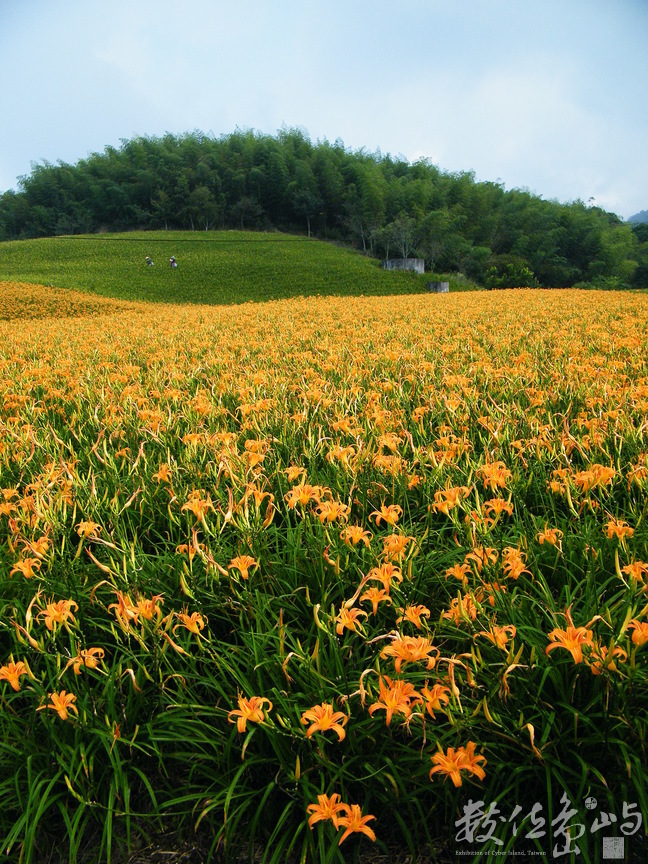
0 231 479 304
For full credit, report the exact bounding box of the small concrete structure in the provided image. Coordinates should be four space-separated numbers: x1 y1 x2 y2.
426 281 450 293
381 258 425 274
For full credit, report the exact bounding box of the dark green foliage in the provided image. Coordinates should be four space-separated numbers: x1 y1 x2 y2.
484 254 539 289
630 222 648 288
0 129 642 287
0 231 456 305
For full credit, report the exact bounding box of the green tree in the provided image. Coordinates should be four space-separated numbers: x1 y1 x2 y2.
418 208 465 271
0 127 642 292
229 196 264 230
291 189 323 238
265 150 289 225
385 213 418 259
484 254 539 289
185 185 221 230
288 161 322 236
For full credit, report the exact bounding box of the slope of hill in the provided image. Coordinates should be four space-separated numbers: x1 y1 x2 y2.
0 230 470 304
629 210 648 224
1 129 642 289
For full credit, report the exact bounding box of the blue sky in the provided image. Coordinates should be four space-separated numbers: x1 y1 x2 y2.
1 0 646 219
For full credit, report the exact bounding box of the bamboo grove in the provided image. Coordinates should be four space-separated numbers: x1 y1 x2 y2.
1 129 646 290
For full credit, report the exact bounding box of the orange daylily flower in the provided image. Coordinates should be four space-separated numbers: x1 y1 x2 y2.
502 547 531 580
429 741 487 787
474 624 516 650
464 546 498 573
284 465 307 483
335 606 367 635
605 517 634 541
380 635 440 673
183 433 204 448
136 594 164 621
228 695 273 733
478 579 508 607
326 443 356 466
331 417 359 436
445 562 471 587
412 406 429 423
75 520 101 539
587 643 627 675
0 661 30 691
359 586 392 615
573 464 615 492
242 483 274 510
382 533 413 561
432 485 470 515
368 675 422 726
537 525 563 547
628 461 648 487
546 622 595 664
340 525 372 547
64 647 105 675
621 561 648 586
371 504 402 527
366 562 403 592
627 619 648 647
23 535 51 559
0 501 17 518
442 593 479 625
300 703 349 741
181 491 214 522
476 460 512 491
38 598 78 631
315 500 350 524
175 536 206 562
228 555 258 580
483 497 513 518
108 591 139 629
306 793 346 828
464 509 494 531
152 463 172 483
336 804 377 845
39 690 78 721
396 604 431 630
10 557 41 579
174 609 207 635
548 468 569 496
420 682 452 719
284 482 323 509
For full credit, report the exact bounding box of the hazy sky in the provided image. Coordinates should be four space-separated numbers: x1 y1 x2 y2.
1 0 646 219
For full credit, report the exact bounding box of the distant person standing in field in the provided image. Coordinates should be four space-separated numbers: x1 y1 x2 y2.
169 255 177 268
146 256 154 266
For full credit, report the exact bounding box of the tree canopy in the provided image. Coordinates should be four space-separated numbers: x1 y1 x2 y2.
0 128 644 287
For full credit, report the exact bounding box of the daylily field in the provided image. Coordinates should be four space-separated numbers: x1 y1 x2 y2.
1 280 647 863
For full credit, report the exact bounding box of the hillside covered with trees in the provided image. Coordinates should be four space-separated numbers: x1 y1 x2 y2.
1 128 645 288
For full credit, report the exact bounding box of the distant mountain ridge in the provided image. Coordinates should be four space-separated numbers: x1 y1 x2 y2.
629 210 648 224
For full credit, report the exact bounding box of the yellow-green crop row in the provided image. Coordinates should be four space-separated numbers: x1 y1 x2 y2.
0 231 448 306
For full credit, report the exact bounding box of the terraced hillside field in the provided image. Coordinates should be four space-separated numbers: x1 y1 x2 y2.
0 281 647 863
0 231 448 304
